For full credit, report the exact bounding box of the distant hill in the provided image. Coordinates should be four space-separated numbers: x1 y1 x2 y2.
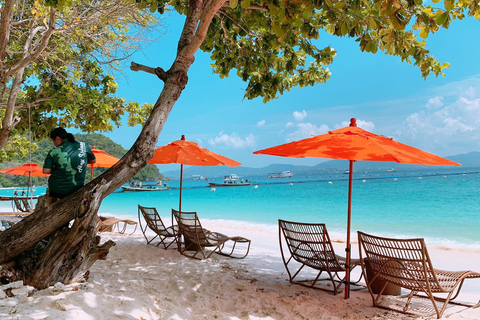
0 133 164 188
161 151 480 179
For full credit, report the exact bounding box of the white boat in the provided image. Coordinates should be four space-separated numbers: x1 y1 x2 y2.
205 174 251 187
191 175 205 181
267 171 294 179
387 168 396 172
121 181 170 192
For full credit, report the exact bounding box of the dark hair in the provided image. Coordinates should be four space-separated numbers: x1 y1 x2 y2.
50 127 75 143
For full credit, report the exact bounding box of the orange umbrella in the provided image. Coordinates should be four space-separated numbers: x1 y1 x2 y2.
149 135 241 211
254 118 460 298
88 146 120 180
0 163 50 196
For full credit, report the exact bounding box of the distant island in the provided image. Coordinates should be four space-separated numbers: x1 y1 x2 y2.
162 151 480 179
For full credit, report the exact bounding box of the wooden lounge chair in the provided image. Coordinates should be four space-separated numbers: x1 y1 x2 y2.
172 209 251 260
13 198 33 213
98 216 138 235
278 219 362 295
138 205 179 249
357 231 480 318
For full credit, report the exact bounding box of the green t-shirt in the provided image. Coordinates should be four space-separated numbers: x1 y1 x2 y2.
43 140 95 198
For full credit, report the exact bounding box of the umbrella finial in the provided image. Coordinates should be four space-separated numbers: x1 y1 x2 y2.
349 118 357 127
181 135 185 140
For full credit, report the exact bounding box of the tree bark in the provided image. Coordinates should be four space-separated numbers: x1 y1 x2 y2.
0 0 225 289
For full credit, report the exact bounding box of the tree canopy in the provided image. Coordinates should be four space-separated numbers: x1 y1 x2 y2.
0 0 157 153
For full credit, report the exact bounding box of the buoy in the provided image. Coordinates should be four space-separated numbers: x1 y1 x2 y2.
393 178 397 181
328 181 332 184
362 180 366 183
288 183 293 186
254 185 258 189
211 188 216 192
443 175 447 178
418 177 422 180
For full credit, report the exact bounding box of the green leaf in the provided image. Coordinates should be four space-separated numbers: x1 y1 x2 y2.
334 2 346 9
230 0 238 8
444 0 454 10
241 0 250 9
419 27 429 39
435 11 449 25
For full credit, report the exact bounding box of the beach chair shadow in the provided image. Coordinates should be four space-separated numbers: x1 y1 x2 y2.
278 219 363 295
172 209 251 260
138 205 179 249
358 231 480 318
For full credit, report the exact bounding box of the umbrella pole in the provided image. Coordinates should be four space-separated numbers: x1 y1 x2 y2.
344 160 354 299
179 164 183 212
90 166 94 181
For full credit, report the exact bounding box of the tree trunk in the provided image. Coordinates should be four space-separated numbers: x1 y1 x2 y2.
0 0 221 289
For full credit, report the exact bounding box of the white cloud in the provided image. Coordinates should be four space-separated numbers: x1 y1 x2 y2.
285 122 330 142
285 122 294 128
208 132 257 149
396 94 480 154
293 110 307 122
257 119 265 127
425 96 444 109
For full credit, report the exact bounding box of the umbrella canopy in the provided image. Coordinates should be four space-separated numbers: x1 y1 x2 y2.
149 135 241 211
254 118 460 298
0 163 50 197
0 163 50 177
88 146 120 180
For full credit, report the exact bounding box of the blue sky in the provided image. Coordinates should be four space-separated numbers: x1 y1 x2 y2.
105 12 480 170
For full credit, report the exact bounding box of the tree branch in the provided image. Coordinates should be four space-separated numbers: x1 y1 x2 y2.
6 7 57 79
130 62 167 82
0 0 16 83
182 0 228 58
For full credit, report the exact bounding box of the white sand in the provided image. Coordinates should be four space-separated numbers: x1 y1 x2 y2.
1 219 480 320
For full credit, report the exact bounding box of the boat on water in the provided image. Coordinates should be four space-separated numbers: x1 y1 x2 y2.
267 170 294 179
387 167 396 172
205 174 251 187
191 175 205 181
121 181 170 192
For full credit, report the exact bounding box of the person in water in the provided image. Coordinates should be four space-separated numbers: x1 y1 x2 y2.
43 127 96 204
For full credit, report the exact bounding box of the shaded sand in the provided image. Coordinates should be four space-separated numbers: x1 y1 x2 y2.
1 220 480 319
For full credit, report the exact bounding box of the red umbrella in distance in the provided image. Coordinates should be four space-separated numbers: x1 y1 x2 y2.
149 135 241 211
254 118 460 298
0 163 50 196
88 146 120 180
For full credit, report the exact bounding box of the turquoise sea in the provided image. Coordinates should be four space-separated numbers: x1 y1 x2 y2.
2 167 480 249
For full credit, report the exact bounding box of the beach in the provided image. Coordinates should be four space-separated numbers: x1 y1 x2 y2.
1 219 480 320
1 172 480 319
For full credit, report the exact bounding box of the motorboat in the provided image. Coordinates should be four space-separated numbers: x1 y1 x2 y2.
267 170 294 178
205 174 251 187
121 181 170 192
191 175 205 181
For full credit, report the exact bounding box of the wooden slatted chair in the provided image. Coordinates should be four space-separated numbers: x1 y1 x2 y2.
172 209 251 260
138 205 179 249
278 219 362 295
358 231 480 318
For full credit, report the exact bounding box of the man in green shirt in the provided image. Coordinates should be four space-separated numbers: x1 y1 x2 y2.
43 127 96 203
